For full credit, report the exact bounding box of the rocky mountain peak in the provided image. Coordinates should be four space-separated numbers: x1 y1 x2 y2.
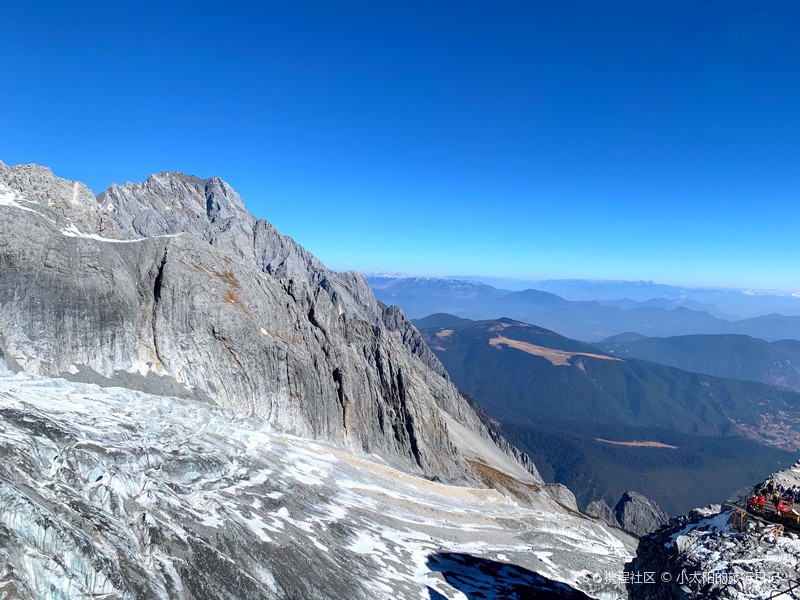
0 160 642 599
204 175 248 220
614 490 669 536
0 160 124 239
99 171 254 242
586 499 618 527
0 160 543 489
586 492 669 536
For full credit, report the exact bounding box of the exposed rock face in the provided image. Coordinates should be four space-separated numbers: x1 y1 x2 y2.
587 499 618 528
545 483 580 512
0 162 125 240
584 493 667 535
629 463 800 599
615 491 669 536
0 161 539 486
0 161 645 598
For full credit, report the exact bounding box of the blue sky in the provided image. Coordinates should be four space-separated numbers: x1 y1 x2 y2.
2 1 799 290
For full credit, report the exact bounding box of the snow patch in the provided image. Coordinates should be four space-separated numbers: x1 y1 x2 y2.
0 185 36 213
60 223 141 243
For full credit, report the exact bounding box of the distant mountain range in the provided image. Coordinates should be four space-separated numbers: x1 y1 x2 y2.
446 276 800 319
369 275 800 342
596 333 800 392
415 315 800 515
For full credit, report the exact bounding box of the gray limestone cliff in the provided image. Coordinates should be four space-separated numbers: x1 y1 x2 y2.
615 491 669 537
0 161 540 488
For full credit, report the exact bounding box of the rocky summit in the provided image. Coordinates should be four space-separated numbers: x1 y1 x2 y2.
613 492 669 538
0 161 637 598
0 161 528 485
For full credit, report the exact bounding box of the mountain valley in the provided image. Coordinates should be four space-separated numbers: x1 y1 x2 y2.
416 316 800 516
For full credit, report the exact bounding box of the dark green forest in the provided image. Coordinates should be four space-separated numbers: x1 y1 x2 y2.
419 316 800 515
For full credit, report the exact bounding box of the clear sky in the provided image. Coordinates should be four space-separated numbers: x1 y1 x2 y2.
2 1 798 290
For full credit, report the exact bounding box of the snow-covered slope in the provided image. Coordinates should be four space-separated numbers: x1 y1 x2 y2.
0 362 634 599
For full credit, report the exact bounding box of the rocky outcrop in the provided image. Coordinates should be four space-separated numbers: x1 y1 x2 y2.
380 303 449 378
0 162 540 487
0 162 125 240
587 499 618 528
628 461 800 599
545 483 579 511
627 506 799 599
615 491 669 536
584 493 668 535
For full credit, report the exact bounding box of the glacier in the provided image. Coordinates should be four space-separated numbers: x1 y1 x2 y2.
0 361 634 599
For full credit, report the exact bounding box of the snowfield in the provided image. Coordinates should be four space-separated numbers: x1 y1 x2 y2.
0 361 634 599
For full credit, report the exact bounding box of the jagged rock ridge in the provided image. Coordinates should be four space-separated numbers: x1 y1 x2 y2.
627 505 799 599
0 161 537 487
586 499 618 529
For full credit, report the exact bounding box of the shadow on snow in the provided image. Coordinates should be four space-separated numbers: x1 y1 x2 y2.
426 552 591 600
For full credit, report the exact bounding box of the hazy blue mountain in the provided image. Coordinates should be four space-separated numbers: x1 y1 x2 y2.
413 313 475 329
597 333 800 392
447 277 685 300
597 297 732 319
367 276 508 320
416 316 800 515
370 275 800 342
447 277 800 318
733 313 800 341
